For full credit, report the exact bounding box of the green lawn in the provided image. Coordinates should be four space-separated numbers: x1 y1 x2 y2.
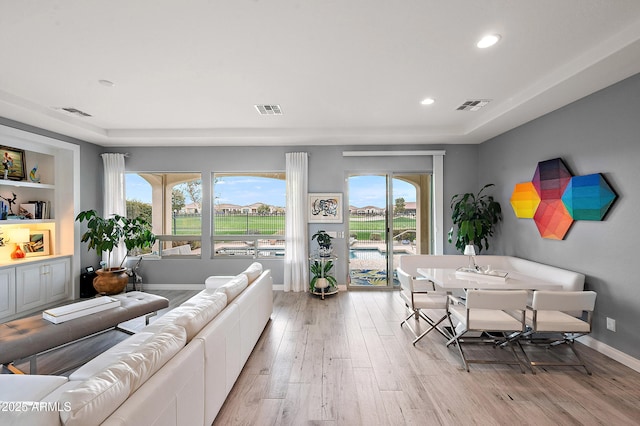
175 214 416 240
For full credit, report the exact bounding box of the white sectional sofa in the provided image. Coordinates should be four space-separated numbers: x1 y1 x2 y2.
0 262 273 426
398 254 585 292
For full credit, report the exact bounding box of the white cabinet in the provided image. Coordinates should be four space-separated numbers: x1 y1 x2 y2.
0 268 16 321
47 259 71 302
8 256 71 317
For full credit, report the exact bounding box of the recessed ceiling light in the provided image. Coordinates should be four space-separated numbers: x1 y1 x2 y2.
98 79 115 87
420 98 435 105
477 34 501 49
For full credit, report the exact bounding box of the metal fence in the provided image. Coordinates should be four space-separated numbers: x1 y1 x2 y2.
173 211 415 242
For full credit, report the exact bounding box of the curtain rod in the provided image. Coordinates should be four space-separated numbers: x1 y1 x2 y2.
100 153 130 157
342 150 446 157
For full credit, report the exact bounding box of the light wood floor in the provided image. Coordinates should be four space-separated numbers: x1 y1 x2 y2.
213 290 640 426
6 290 640 425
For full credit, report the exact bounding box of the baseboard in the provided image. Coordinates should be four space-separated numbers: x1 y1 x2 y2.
578 335 640 373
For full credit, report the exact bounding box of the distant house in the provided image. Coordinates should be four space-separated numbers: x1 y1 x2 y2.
350 205 385 215
214 202 283 214
403 201 416 215
182 202 201 214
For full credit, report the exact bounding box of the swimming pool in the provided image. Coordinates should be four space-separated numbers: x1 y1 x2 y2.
349 248 411 260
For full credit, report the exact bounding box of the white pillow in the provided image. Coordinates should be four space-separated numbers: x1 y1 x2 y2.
242 262 263 283
215 274 249 302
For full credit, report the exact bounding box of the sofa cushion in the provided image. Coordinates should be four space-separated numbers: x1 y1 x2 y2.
120 324 187 392
144 292 228 341
60 362 133 426
69 331 157 381
242 262 263 284
215 274 249 302
0 375 68 401
60 324 186 426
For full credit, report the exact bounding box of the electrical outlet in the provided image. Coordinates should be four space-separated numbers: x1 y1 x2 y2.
606 317 616 332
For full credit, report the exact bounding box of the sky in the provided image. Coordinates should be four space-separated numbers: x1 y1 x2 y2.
126 174 416 208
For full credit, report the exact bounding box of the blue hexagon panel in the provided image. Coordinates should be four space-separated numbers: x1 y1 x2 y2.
562 173 617 220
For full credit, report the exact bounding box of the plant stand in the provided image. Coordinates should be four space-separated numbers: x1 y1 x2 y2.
309 255 339 300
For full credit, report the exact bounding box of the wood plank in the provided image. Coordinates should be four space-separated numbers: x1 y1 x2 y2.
5 289 640 425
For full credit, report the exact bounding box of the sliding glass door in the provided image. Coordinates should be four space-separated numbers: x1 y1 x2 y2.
348 173 431 289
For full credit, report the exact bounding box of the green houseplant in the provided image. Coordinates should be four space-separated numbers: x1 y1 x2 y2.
76 209 156 294
310 259 337 292
311 230 333 257
447 184 502 253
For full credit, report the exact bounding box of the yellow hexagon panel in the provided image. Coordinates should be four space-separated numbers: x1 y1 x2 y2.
510 182 540 218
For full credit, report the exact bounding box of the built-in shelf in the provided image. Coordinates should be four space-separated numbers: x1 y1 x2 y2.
0 180 55 190
1 219 56 225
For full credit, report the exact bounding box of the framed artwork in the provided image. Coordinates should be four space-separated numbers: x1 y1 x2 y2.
24 230 50 257
309 193 343 223
1 146 26 181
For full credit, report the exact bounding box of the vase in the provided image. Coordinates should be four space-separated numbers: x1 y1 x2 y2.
315 277 329 290
318 246 333 257
93 268 129 295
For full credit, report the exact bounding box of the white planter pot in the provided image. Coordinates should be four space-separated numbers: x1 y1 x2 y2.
315 277 329 289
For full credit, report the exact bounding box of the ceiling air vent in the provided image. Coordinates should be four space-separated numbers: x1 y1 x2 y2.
255 105 282 115
60 107 92 117
456 99 491 111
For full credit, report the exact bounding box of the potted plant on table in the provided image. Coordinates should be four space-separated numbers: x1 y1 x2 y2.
310 259 337 292
76 209 156 295
447 184 502 253
311 230 333 257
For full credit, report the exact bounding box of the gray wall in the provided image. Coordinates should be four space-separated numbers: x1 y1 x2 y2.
478 72 640 358
108 144 479 285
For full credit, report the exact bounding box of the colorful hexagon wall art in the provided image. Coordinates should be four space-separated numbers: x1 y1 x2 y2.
510 182 540 218
562 173 617 220
510 158 617 240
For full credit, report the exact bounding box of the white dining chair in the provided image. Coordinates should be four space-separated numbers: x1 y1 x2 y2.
398 268 450 345
446 289 529 373
522 290 597 375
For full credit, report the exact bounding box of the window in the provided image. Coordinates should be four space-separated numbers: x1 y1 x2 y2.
126 172 202 257
212 172 285 258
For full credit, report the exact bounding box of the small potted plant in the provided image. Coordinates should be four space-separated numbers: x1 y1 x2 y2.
311 230 333 257
76 209 156 294
310 259 337 292
447 184 502 253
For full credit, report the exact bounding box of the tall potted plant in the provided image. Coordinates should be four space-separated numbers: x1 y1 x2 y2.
76 209 156 294
447 184 502 253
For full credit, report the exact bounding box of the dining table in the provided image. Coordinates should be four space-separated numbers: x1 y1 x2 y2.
416 267 564 291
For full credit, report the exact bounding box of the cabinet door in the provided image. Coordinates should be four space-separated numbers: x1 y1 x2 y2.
47 258 70 303
16 264 47 312
0 268 16 321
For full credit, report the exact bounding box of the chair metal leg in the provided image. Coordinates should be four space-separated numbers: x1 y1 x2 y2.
402 308 450 343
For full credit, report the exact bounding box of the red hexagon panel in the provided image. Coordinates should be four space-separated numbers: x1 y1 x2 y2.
533 199 574 240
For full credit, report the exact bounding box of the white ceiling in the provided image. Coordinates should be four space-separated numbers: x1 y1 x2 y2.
2 1 640 147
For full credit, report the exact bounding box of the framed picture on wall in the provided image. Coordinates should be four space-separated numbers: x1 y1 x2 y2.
24 230 50 257
309 193 343 223
1 145 26 181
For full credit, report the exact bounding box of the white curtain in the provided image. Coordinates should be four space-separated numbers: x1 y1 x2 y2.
101 153 127 269
284 152 309 292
